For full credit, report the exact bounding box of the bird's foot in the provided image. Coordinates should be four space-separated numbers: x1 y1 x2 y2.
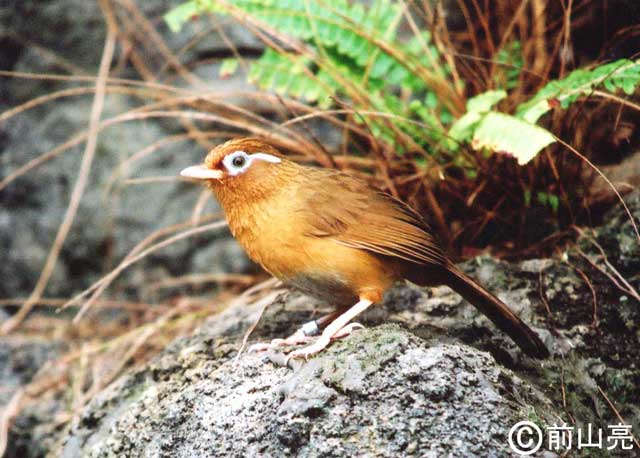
248 329 313 353
331 322 364 339
285 322 364 363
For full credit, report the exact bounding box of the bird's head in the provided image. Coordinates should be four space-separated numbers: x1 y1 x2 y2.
180 138 296 205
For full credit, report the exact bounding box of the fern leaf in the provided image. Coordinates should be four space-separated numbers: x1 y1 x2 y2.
472 112 555 165
164 0 201 33
248 49 334 107
445 90 506 150
219 58 239 78
517 58 640 123
165 0 452 149
192 1 439 95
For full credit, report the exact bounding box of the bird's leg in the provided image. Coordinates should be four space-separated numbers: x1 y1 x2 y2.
285 298 373 362
248 309 346 353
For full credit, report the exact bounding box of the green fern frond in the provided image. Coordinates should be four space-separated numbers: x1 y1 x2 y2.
446 90 507 150
493 41 523 90
164 0 202 32
234 0 433 93
248 49 335 107
517 58 640 123
165 0 460 151
472 112 555 165
166 0 450 99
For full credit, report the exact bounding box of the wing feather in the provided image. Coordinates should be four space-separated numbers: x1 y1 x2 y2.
296 169 447 266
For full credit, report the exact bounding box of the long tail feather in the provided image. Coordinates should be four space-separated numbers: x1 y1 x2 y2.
442 266 549 358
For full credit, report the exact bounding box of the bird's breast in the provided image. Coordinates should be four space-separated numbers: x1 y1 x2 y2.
223 196 401 305
224 199 303 276
283 271 358 304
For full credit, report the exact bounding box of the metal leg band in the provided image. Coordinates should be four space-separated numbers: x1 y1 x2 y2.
300 320 320 337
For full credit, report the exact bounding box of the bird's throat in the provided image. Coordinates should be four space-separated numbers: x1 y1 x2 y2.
207 162 303 270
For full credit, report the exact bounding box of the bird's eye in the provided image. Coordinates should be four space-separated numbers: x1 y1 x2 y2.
232 155 246 168
222 151 253 176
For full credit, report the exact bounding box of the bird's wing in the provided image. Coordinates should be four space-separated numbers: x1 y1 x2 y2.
296 169 447 266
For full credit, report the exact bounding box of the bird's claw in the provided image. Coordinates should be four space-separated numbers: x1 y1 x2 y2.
248 341 280 353
248 330 312 353
331 322 364 339
285 337 331 364
284 322 365 365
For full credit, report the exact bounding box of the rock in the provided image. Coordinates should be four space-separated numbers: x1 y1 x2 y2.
48 194 640 458
5 186 640 457
592 150 640 200
59 324 557 458
2 0 261 73
0 0 261 301
0 335 65 458
0 93 252 300
0 336 62 404
587 190 640 274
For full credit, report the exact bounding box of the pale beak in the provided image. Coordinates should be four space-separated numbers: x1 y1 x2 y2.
180 165 223 180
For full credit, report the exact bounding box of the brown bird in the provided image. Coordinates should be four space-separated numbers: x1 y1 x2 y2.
181 138 549 360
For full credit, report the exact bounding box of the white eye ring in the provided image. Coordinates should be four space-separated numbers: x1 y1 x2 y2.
222 150 281 176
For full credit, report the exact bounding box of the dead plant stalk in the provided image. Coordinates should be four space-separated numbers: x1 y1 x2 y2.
0 0 118 335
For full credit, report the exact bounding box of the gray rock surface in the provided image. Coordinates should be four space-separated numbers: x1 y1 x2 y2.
37 191 635 458
59 325 556 458
2 191 638 457
0 0 259 301
0 335 65 458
